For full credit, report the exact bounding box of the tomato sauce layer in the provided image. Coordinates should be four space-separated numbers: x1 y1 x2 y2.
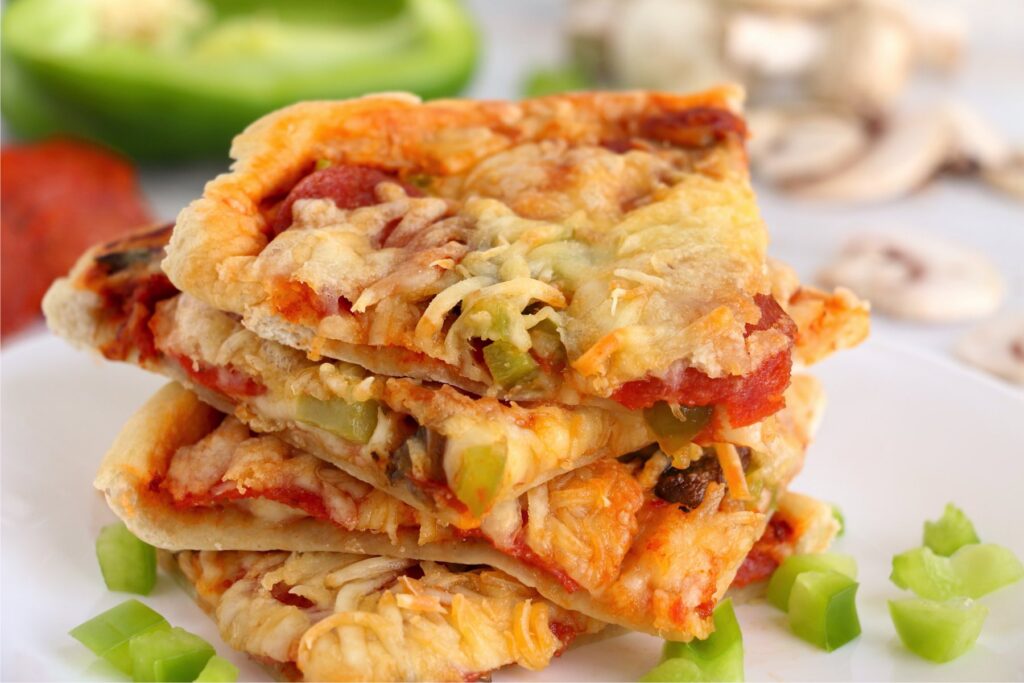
612 295 797 427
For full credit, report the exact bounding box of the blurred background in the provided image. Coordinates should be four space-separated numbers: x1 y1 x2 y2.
2 0 1022 387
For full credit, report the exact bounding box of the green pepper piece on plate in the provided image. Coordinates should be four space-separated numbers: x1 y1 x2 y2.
924 503 980 556
788 571 861 652
831 503 845 538
195 655 239 682
0 0 479 161
70 599 170 675
296 396 379 444
889 598 988 663
767 553 858 611
129 626 215 682
96 522 157 595
891 546 961 600
949 543 1024 598
641 599 744 682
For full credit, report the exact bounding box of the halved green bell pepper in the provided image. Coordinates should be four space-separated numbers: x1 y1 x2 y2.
1 0 479 160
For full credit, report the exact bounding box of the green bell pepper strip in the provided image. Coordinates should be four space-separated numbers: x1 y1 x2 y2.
788 571 861 652
522 65 593 98
69 600 170 675
766 553 857 611
641 599 744 682
1 0 479 161
95 522 157 595
195 655 239 682
129 626 215 682
888 598 988 663
923 503 980 556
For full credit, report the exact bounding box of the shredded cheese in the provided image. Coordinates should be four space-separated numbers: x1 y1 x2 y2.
714 443 751 501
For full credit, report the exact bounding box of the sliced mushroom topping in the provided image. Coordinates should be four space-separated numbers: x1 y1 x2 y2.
754 112 868 186
818 232 1005 323
955 314 1024 385
654 446 752 511
793 109 950 202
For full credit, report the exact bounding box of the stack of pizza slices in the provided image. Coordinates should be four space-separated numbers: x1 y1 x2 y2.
44 87 868 681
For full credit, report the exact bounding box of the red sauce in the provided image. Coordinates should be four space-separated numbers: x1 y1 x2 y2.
549 621 581 656
169 353 266 398
271 581 315 609
100 272 178 363
270 164 422 236
610 295 796 427
731 515 796 588
696 600 715 620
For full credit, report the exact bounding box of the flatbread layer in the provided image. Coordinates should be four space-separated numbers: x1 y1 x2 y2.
95 376 827 640
44 226 865 526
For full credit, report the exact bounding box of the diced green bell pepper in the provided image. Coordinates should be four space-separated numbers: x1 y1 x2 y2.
890 547 963 600
129 626 215 682
638 657 704 682
483 340 539 388
70 600 170 675
194 654 239 682
788 571 861 651
888 598 988 663
767 553 858 611
949 543 1024 598
451 444 506 518
656 599 744 682
296 395 378 444
643 402 712 453
924 503 980 556
0 0 479 160
891 543 1023 600
96 522 157 595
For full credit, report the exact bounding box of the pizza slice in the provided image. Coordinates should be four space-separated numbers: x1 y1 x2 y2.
95 376 830 641
164 549 607 682
44 227 865 526
164 88 816 428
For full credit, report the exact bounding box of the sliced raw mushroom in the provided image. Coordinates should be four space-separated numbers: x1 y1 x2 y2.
982 154 1024 200
944 102 1012 172
955 314 1024 385
811 1 914 115
793 108 950 202
607 0 731 91
724 11 823 78
754 111 868 185
818 232 1005 323
745 107 788 160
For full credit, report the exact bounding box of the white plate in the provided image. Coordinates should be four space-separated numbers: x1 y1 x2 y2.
2 332 1022 681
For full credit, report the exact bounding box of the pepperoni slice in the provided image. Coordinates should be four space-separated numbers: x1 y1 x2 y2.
270 164 421 235
1 138 152 337
611 295 797 427
640 106 748 147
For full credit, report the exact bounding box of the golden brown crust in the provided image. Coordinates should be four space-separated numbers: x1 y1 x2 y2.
163 88 804 413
